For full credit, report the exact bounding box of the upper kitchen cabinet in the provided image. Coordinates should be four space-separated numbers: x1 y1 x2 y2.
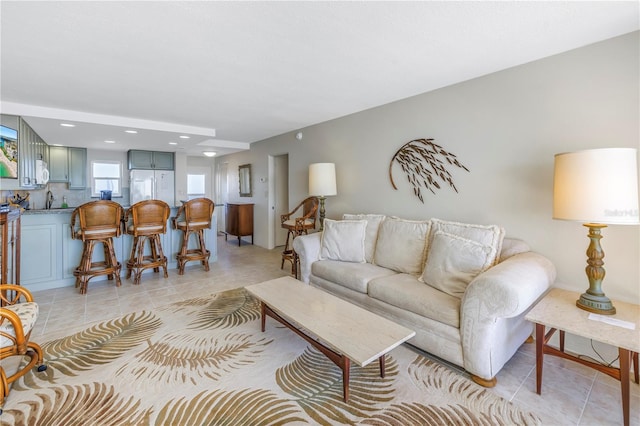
49 146 68 182
128 150 174 170
18 117 48 189
49 146 87 189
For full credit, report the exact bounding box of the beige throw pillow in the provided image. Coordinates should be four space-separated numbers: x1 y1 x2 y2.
428 218 505 267
420 231 497 298
342 214 386 263
319 219 367 263
373 217 431 274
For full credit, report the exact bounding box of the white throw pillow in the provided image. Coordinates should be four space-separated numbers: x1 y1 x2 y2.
428 218 505 267
319 219 367 263
420 231 496 298
342 214 386 263
373 217 431 274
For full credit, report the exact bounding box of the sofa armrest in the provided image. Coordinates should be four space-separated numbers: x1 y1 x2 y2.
462 251 556 320
292 232 322 283
460 251 556 378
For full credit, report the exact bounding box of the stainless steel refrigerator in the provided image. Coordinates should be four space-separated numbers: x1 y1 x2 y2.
130 170 175 206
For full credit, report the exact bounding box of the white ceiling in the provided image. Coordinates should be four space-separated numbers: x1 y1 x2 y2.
1 1 638 158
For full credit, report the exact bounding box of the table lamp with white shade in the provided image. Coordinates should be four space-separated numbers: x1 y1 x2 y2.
553 148 639 315
309 163 337 230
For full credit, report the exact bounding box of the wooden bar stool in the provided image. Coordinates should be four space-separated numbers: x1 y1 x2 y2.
280 196 319 277
172 198 214 275
124 200 170 284
70 200 124 294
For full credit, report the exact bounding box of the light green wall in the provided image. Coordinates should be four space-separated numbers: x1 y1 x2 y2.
218 31 640 306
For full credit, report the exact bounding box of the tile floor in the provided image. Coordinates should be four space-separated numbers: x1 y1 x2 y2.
25 235 640 425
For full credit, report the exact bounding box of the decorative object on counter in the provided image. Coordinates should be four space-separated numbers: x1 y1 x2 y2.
172 198 215 274
61 196 68 209
9 192 30 210
308 163 337 230
280 196 318 277
553 148 639 315
124 200 170 285
389 138 469 203
70 200 124 294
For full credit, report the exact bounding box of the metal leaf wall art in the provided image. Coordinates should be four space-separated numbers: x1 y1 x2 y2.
389 138 469 203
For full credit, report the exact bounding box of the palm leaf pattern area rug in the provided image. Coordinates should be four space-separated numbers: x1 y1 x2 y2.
1 287 540 425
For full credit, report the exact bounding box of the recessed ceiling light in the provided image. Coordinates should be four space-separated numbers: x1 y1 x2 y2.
125 129 138 134
179 135 190 139
168 142 178 145
104 140 116 144
203 151 217 157
60 123 75 127
51 144 64 146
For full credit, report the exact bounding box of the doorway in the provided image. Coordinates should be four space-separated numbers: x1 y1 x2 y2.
269 154 289 249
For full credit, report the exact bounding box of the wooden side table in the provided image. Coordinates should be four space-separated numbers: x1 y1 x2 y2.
526 288 639 426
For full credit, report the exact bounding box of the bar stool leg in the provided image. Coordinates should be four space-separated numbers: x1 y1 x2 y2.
154 234 169 278
126 236 139 279
105 238 122 287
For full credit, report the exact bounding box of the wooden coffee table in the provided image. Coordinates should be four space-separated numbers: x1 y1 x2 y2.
245 276 416 402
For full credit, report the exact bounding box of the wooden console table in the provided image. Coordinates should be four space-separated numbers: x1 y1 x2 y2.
1 208 21 302
526 288 639 426
225 203 254 246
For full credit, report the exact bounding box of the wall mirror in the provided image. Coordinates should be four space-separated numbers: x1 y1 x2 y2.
239 164 252 197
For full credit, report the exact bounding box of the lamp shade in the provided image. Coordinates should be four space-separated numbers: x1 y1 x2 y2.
553 148 639 225
309 163 337 196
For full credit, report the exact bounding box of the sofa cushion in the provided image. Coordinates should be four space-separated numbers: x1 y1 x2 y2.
499 238 530 262
368 273 461 328
428 218 504 267
373 217 431 275
342 214 386 263
420 231 496 298
311 260 398 294
319 219 367 263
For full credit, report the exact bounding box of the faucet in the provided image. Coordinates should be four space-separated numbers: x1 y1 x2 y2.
46 190 54 210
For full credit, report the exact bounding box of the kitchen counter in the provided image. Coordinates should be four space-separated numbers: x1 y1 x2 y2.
23 208 76 214
19 208 217 292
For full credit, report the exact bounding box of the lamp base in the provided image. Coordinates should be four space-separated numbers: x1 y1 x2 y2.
576 292 616 315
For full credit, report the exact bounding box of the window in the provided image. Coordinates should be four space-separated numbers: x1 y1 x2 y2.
187 173 206 200
91 161 122 197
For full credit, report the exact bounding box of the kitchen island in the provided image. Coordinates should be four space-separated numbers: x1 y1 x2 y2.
20 207 217 292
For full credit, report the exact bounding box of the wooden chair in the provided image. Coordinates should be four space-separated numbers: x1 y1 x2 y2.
124 200 171 285
70 200 124 294
172 198 215 275
280 196 319 276
0 285 47 411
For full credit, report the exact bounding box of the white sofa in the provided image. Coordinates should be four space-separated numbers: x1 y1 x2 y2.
293 214 556 386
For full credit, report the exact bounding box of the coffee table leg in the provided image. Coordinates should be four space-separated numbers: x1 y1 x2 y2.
260 302 266 332
379 355 386 378
535 323 544 395
343 358 350 402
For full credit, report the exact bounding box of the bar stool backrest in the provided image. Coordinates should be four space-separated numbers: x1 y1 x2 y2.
179 198 214 229
126 200 170 236
71 200 124 241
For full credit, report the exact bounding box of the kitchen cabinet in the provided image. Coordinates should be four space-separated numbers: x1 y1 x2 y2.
225 203 254 246
68 147 87 189
49 146 68 182
49 146 87 189
18 118 48 189
128 150 174 170
0 208 21 286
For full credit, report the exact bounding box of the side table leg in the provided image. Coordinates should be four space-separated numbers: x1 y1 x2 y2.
535 323 544 395
260 302 266 332
619 348 630 426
